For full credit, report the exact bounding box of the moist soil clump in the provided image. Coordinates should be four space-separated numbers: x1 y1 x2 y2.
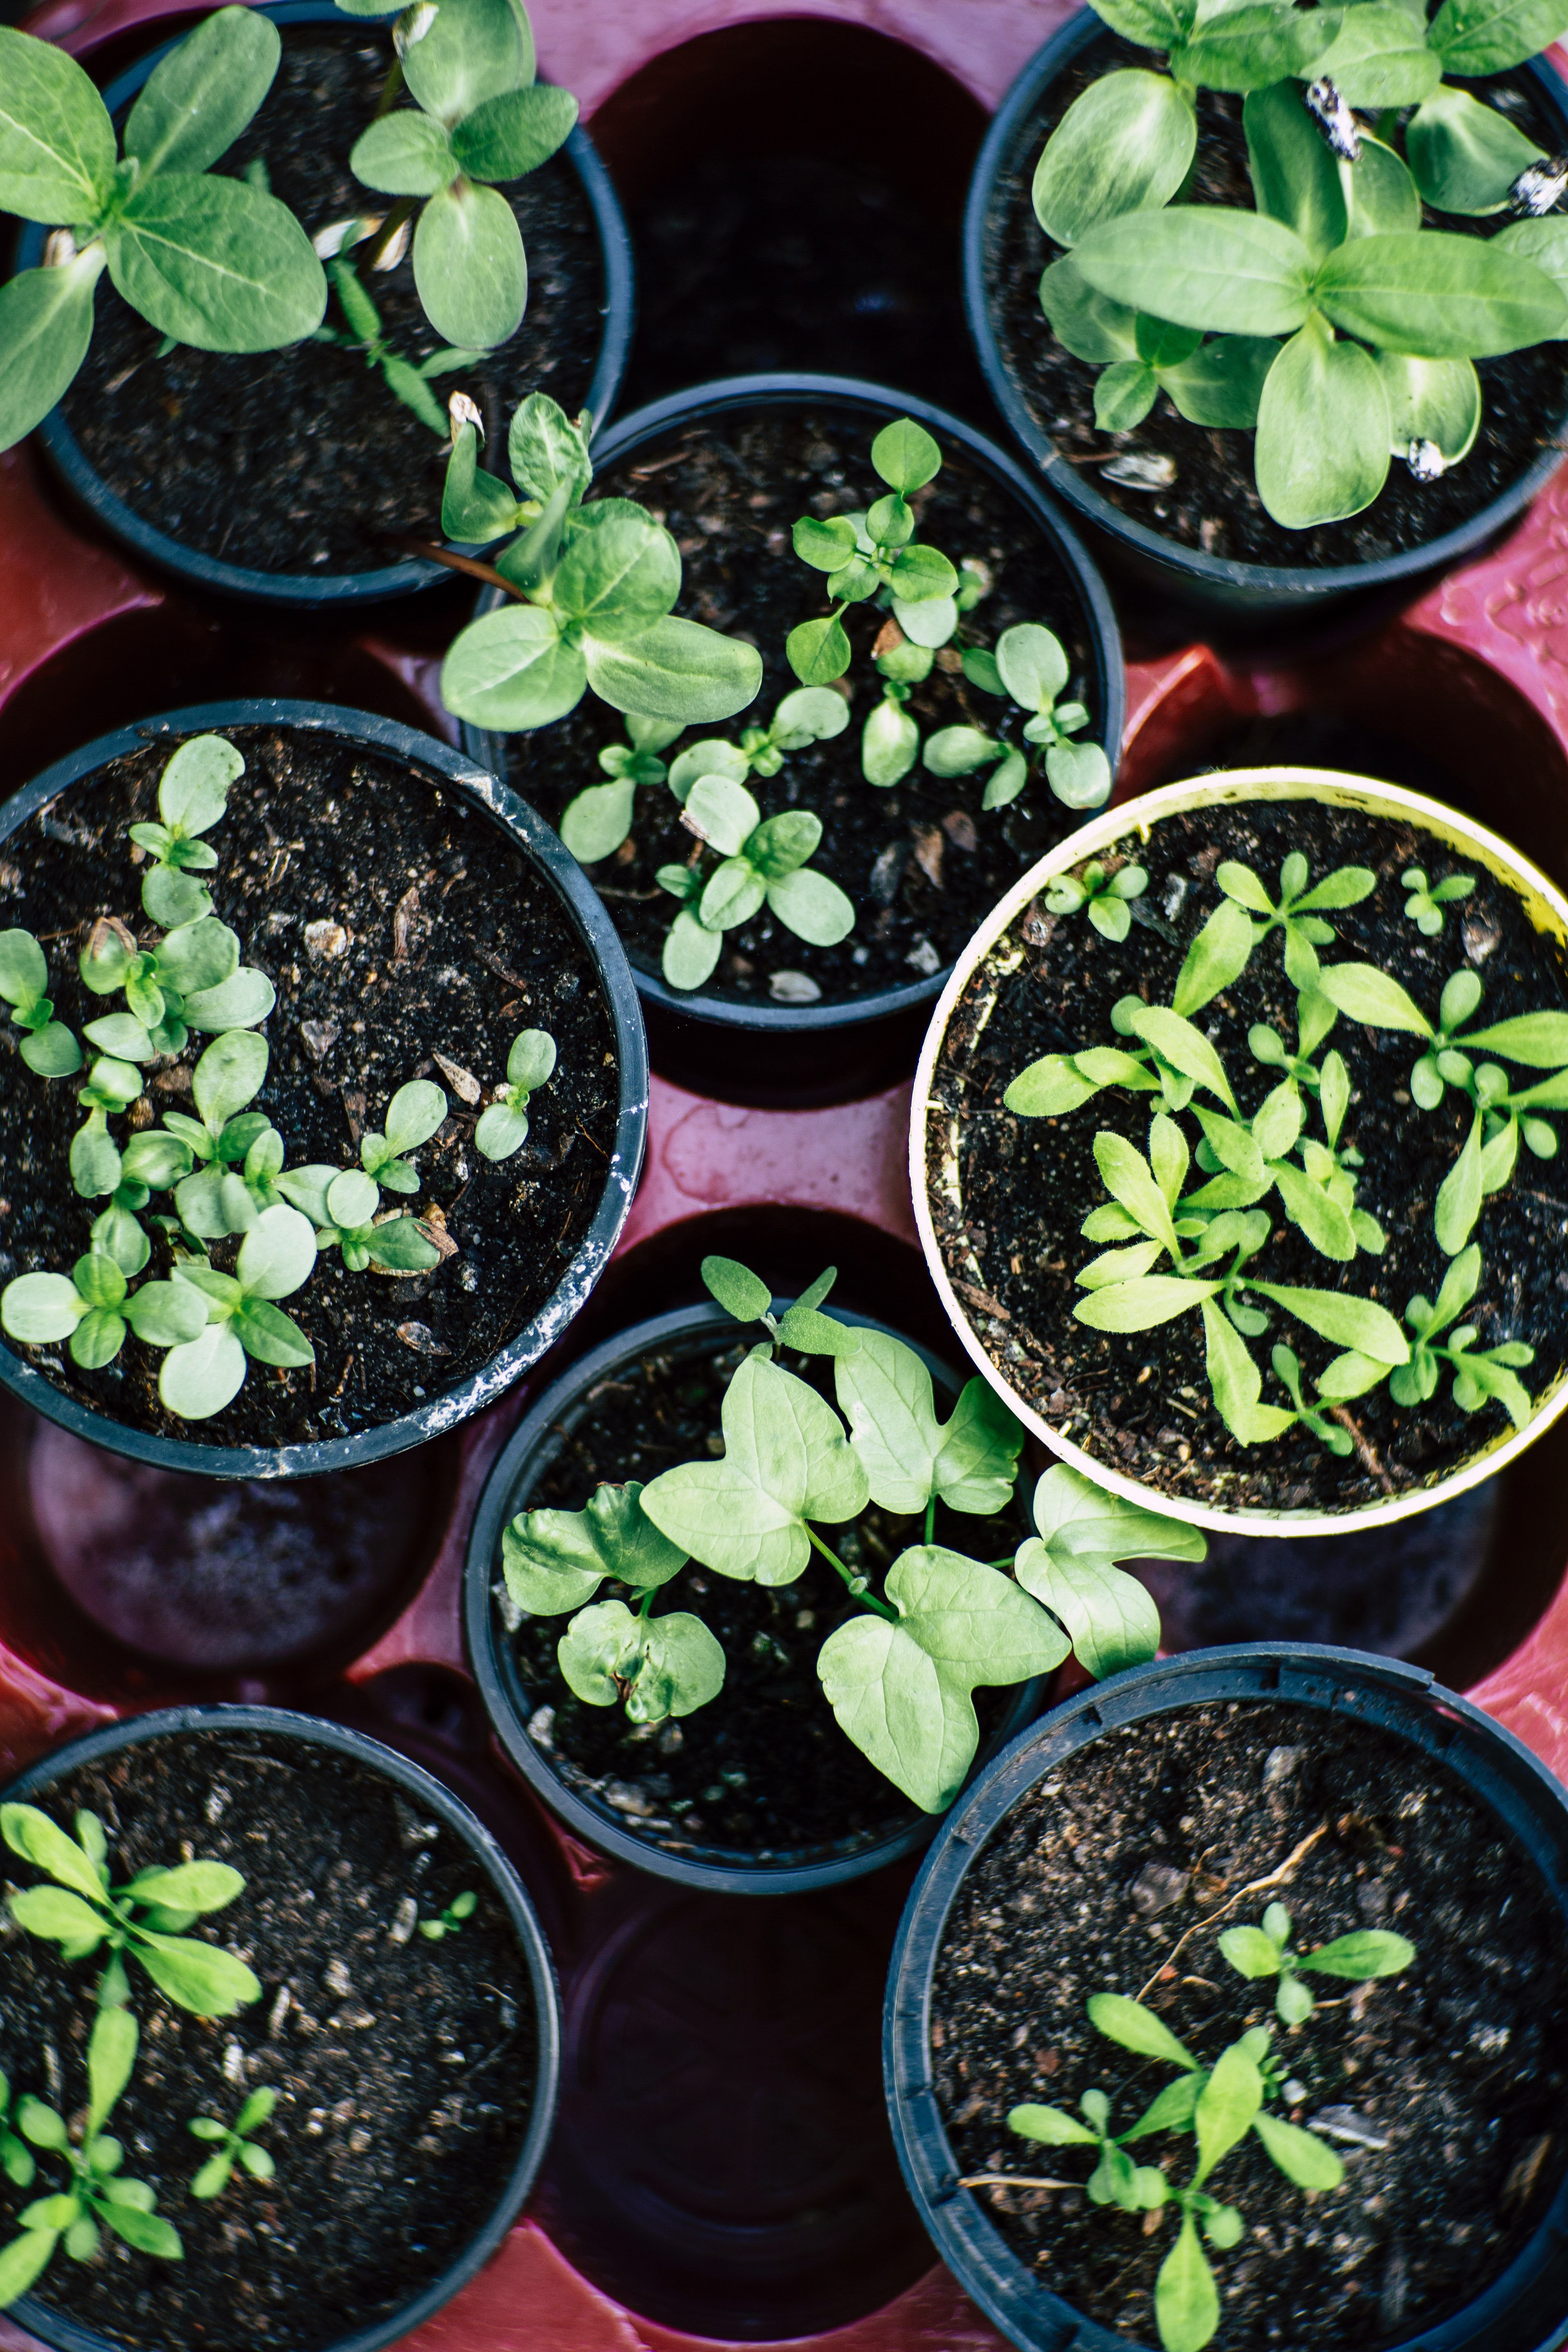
0 724 619 1448
0 1727 536 2352
493 403 1106 1006
933 1699 1568 2348
983 33 1568 570
500 1327 1029 1864
927 800 1568 1512
61 27 604 579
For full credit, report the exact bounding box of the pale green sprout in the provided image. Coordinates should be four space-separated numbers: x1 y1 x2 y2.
0 2075 34 2193
505 1254 1188 1806
927 624 1110 811
657 773 855 992
0 930 80 1077
1391 1245 1535 1426
1219 1900 1416 2023
438 394 762 735
189 2088 278 2198
0 9 326 454
1403 865 1476 935
359 1078 449 1192
128 734 244 927
336 0 578 353
0 1250 206 1372
70 1057 146 1201
786 417 960 686
475 1029 556 1160
2 1802 261 2016
79 907 274 1059
158 1203 318 1419
0 2010 180 2308
160 1030 277 1240
419 1890 478 1940
1045 860 1148 942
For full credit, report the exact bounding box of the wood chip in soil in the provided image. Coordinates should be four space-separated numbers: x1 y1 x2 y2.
932 1699 1568 2349
0 724 620 1448
0 1728 536 2352
494 402 1108 1006
928 800 1568 1512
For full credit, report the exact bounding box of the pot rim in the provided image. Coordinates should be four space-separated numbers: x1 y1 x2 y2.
0 1700 562 2352
0 698 649 1480
10 0 636 612
462 1296 1045 1893
961 5 1568 605
909 766 1568 1536
461 367 1126 1033
883 1640 1568 2352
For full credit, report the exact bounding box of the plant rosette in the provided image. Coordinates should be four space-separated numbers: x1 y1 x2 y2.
0 1704 559 2352
884 1644 1568 2352
464 1266 1210 1893
6 0 633 608
452 374 1123 1043
912 770 1568 1535
964 7 1568 621
0 702 646 1479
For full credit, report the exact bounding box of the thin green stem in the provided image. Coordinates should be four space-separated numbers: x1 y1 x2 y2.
923 1495 935 1546
371 53 405 120
638 1588 655 1619
806 1525 896 1621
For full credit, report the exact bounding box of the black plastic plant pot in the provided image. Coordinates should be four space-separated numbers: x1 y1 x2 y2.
10 0 635 612
461 372 1125 1106
884 1643 1568 2352
963 10 1568 633
0 1702 561 2352
464 1300 1047 1894
0 701 648 1481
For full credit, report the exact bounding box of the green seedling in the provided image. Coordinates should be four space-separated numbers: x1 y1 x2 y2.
0 2010 180 2307
0 931 80 1078
932 623 1111 811
333 0 577 354
1391 1244 1536 1427
1045 860 1149 942
158 1030 279 1240
559 689 848 864
656 773 856 991
68 1056 146 1201
357 1078 448 1194
127 733 244 927
0 2075 35 2193
0 9 325 454
437 394 762 734
79 908 273 1061
1219 1900 1416 2023
188 2087 278 2198
272 1161 441 1274
158 1203 318 1419
474 1028 556 1160
1217 852 1375 989
2 1802 261 2016
1403 866 1476 935
419 1890 478 1939
503 1253 1200 1808
312 245 479 433
0 1249 207 1371
787 418 960 685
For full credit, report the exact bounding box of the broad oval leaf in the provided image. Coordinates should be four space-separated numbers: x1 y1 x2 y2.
1429 0 1568 78
192 1028 268 1130
1256 314 1390 529
452 82 578 183
1039 252 1140 363
1195 2041 1263 2182
996 624 1069 712
586 616 763 725
401 0 526 122
1008 2101 1099 2146
553 501 680 641
1173 896 1256 1016
1345 133 1423 240
1073 206 1314 338
159 1320 247 1417
133 1927 261 2016
124 1861 242 1914
0 28 115 221
1407 84 1544 215
107 175 326 350
1217 1924 1284 1978
767 864 855 947
1174 1 1339 89
235 1298 314 1369
124 1280 209 1350
1 1803 106 1903
1377 352 1482 462
628 1610 726 1722
182 966 275 1032
2 1273 86 1346
1244 78 1348 263
1302 1927 1416 1977
1317 229 1567 356
1031 70 1196 247
561 776 636 863
236 1203 317 1301
441 604 586 728
0 249 107 453
1162 332 1278 428
351 108 457 196
1311 2 1441 105
1495 215 1568 329
413 178 525 348
1157 2216 1219 2352
1252 2108 1345 2188
1316 962 1432 1034
662 910 723 991
158 732 243 834
1086 1993 1198 2068
869 416 942 493
124 6 281 178
1247 1280 1410 1362
1076 1276 1221 1332
383 1078 447 1155
1028 1460 1206 1567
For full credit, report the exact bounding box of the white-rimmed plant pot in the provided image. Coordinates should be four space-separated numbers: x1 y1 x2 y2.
910 768 1568 1538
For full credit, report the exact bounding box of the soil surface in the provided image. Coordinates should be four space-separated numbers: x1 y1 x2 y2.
933 1699 1568 2349
927 799 1568 1512
62 26 604 578
984 35 1568 570
497 1325 1030 1865
493 402 1108 1007
0 1727 536 2351
0 724 620 1449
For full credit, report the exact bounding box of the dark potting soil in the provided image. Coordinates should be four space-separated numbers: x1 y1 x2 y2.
932 1700 1568 2348
60 27 604 579
927 800 1568 1512
494 404 1105 1007
984 34 1568 570
0 724 620 1448
499 1328 1031 1864
0 1728 536 2351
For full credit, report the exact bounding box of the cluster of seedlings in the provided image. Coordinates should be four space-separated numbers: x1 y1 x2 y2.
0 733 558 1419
